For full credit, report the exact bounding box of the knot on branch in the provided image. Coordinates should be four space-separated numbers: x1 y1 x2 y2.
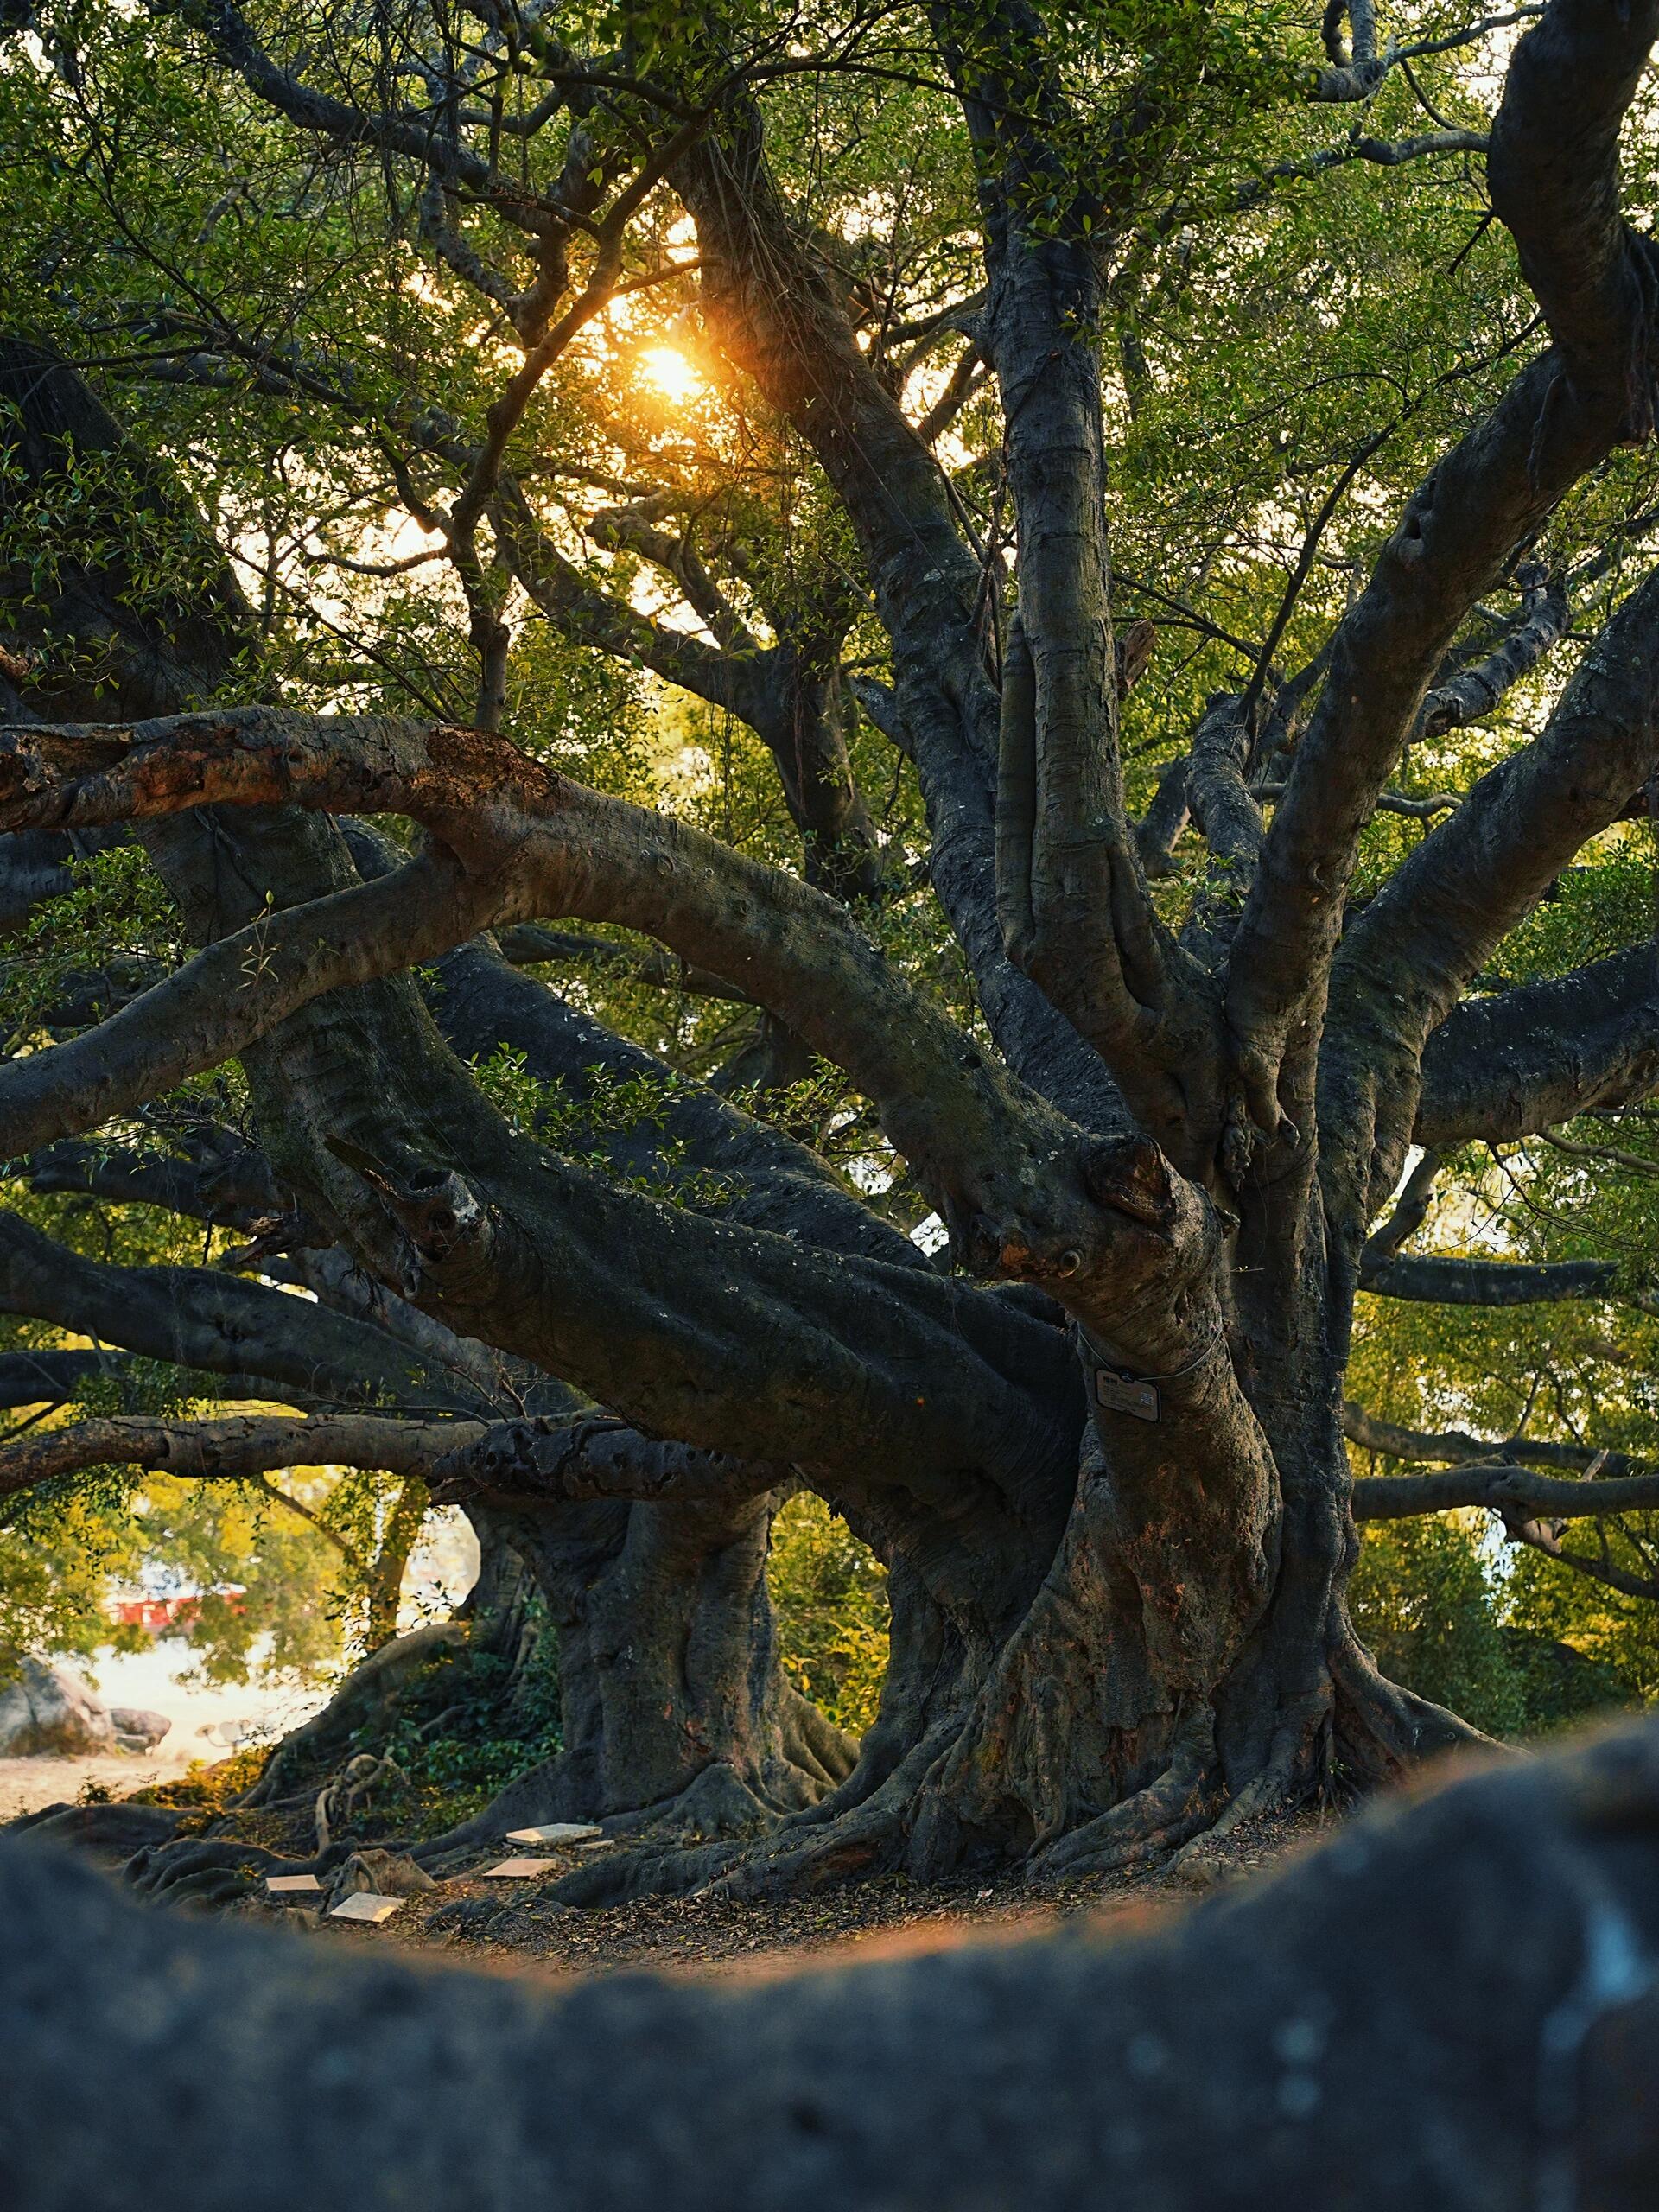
948 1208 1078 1283
435 1414 588 1499
1080 1135 1179 1230
388 1166 493 1281
326 1139 497 1299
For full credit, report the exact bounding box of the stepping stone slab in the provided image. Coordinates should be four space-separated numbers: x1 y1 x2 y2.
329 1892 404 1924
265 1874 323 1896
481 1858 560 1879
505 1824 602 1845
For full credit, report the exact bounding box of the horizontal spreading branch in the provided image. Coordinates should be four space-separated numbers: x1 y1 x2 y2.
0 1210 493 1418
1357 1250 1654 1311
433 1414 782 1513
489 482 779 728
0 1349 124 1409
1345 1399 1659 1486
1416 947 1659 1148
0 707 1203 1332
0 850 506 1162
0 794 1103 1513
0 1410 444 1497
1534 1540 1659 1603
0 1408 779 1525
0 1347 310 1413
262 1243 567 1419
1209 130 1489 229
1348 1399 1659 1587
1351 1462 1659 1521
25 1124 291 1236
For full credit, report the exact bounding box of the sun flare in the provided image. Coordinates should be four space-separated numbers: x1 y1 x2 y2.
637 344 703 405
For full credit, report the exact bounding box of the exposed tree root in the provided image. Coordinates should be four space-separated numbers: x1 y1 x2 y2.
780 1682 860 1792
1024 1715 1222 1880
125 1836 293 1910
410 1727 845 1866
534 1631 1494 1907
548 1724 959 1907
41 1635 1503 1916
1330 1630 1498 1782
4 1800 184 1858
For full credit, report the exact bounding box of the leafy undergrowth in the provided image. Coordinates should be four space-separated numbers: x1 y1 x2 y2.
124 1632 568 1863
366 1641 564 1837
136 1745 268 1813
118 1748 270 1841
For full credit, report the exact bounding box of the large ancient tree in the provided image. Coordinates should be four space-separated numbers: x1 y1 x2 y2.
2 0 1659 1892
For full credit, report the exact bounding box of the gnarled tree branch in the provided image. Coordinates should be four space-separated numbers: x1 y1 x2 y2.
1416 947 1659 1149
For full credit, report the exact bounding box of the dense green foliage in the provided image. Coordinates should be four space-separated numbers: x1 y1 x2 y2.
0 0 1653 1745
367 1628 566 1829
768 1494 892 1737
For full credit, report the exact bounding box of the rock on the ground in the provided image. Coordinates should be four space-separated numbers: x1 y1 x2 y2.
0 1662 116 1758
110 1708 171 1752
329 1850 438 1906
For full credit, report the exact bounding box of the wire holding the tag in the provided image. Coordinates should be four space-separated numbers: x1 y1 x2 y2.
1072 1319 1230 1423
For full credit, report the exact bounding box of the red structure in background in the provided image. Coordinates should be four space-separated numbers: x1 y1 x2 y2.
110 1589 245 1637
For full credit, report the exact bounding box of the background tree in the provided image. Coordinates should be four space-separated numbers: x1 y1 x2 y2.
0 0 1656 1895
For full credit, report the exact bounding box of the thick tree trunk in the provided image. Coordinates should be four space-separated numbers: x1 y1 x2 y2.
556 1198 1477 1905
437 1489 857 1853
888 1192 1481 1886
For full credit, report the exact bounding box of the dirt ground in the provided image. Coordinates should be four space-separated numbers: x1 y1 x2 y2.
294 1802 1321 1981
0 1646 328 1823
0 1751 196 1822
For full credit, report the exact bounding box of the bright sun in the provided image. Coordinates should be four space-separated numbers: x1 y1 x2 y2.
638 344 703 405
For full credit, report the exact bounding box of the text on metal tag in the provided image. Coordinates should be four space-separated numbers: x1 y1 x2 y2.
1093 1369 1161 1422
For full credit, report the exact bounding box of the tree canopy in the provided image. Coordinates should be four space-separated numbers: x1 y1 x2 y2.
0 0 1656 1893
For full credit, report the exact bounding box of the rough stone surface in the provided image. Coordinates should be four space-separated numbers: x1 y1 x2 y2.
0 1719 1655 2209
328 1849 439 1906
108 1707 170 1751
0 1663 115 1758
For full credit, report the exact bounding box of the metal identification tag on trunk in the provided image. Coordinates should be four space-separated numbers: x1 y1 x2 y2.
1093 1368 1161 1422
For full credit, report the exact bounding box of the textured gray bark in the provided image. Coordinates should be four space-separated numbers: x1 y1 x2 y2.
458 1491 857 1847
1 1717 1656 2210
